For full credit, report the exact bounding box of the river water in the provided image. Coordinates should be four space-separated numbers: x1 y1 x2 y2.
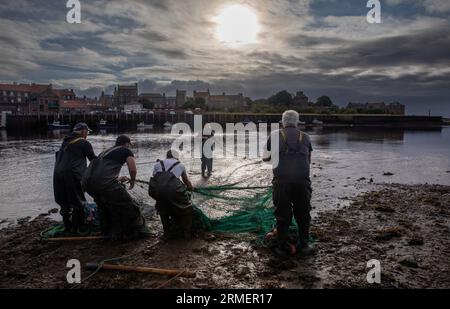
0 126 449 224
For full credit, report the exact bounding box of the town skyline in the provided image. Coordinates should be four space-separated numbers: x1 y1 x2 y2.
0 1 449 116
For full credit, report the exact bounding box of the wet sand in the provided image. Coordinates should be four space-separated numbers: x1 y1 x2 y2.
1 183 449 289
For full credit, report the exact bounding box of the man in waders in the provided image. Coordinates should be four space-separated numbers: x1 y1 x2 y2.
263 110 315 256
149 150 194 239
201 130 215 178
54 122 96 232
82 135 147 240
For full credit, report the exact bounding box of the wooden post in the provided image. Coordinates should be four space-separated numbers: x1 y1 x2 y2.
86 262 196 278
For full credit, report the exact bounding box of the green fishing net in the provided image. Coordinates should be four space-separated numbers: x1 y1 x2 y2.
191 184 301 244
42 181 301 244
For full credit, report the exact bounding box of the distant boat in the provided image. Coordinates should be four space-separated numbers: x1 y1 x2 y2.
163 121 173 130
312 119 324 125
137 122 154 129
48 121 71 131
97 119 118 130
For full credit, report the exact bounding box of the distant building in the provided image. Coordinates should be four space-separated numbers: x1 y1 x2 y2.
124 103 145 113
293 91 309 107
0 83 50 113
347 102 405 115
193 89 211 103
29 86 76 114
176 90 187 107
167 96 177 108
140 93 167 109
194 89 246 111
99 91 114 110
387 102 405 115
59 99 89 113
114 84 138 107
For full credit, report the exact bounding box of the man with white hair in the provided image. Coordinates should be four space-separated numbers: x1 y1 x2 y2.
264 110 314 256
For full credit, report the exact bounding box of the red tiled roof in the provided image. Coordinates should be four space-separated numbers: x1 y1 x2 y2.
0 83 50 93
53 89 76 97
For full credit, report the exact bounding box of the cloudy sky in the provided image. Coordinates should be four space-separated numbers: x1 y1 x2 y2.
0 0 449 115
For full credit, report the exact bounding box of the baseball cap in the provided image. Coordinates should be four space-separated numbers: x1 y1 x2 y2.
73 122 92 133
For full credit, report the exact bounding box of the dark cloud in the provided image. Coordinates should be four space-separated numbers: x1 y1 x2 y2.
310 23 450 69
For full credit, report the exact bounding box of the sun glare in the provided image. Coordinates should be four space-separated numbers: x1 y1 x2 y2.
215 4 260 46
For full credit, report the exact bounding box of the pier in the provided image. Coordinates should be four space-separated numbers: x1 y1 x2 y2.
4 112 444 131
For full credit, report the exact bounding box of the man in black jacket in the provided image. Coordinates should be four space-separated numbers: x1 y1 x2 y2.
83 135 148 240
54 123 96 232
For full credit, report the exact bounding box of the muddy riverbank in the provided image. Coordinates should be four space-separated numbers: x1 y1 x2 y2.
0 183 449 289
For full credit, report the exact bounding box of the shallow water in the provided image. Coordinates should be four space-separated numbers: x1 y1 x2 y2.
0 126 449 222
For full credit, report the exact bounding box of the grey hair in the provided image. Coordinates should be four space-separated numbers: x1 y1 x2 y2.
282 110 300 127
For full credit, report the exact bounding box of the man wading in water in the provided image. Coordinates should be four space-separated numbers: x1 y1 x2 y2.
201 130 215 178
53 123 96 232
263 110 315 256
82 135 148 240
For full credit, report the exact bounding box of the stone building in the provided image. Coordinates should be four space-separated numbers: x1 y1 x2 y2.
292 91 309 107
193 89 245 111
0 83 50 113
176 90 187 107
28 86 76 114
114 84 138 107
139 93 167 109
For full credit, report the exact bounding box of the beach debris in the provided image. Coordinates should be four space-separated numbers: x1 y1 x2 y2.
383 172 395 176
86 262 196 278
47 208 59 214
375 227 403 241
17 217 31 225
375 206 395 213
357 177 366 182
399 256 419 268
408 238 424 246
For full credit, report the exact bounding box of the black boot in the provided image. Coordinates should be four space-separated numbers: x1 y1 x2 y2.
298 240 316 256
63 215 72 232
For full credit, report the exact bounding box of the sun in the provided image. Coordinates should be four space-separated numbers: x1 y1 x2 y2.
214 4 261 45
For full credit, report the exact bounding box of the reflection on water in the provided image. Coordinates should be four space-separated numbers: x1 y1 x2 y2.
0 127 449 221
